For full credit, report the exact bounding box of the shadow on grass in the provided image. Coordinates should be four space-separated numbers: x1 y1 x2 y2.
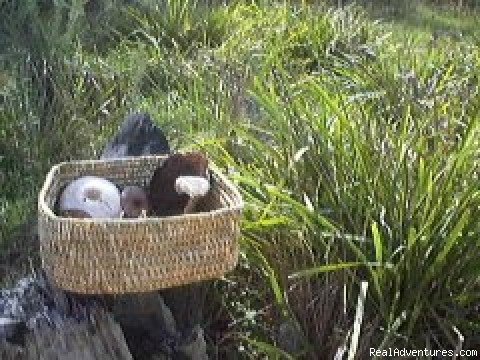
363 3 479 40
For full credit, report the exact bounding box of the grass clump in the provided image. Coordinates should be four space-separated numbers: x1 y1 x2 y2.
1 0 479 357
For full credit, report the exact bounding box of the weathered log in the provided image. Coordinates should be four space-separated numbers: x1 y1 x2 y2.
21 309 132 360
0 274 133 360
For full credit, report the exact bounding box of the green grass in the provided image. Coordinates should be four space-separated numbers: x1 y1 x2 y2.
400 3 478 36
1 0 479 357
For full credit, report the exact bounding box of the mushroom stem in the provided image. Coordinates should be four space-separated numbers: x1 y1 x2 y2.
184 196 200 214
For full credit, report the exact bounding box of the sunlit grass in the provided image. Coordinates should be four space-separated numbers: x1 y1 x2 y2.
1 0 479 357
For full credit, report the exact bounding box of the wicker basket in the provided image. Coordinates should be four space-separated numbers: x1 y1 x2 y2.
38 155 243 294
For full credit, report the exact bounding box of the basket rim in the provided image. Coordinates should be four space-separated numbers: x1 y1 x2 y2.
38 155 244 223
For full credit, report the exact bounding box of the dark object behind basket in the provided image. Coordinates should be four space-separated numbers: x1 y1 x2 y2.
101 112 170 159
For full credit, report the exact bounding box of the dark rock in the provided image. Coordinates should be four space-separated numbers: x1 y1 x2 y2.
101 112 170 159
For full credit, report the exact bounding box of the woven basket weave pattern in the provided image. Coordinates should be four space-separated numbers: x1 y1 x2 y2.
38 156 242 294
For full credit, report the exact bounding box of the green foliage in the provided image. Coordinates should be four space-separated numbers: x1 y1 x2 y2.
216 63 479 350
1 0 479 357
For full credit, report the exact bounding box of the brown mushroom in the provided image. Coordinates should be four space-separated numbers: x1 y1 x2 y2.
120 186 149 218
148 152 209 216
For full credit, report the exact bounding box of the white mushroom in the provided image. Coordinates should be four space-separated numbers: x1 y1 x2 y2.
174 176 210 214
59 176 122 218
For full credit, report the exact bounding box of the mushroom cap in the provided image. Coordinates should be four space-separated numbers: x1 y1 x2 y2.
121 186 149 218
58 176 121 218
175 176 210 198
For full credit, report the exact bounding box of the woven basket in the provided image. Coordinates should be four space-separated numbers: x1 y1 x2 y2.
38 155 243 294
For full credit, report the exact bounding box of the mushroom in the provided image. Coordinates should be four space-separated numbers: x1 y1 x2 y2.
174 176 210 214
58 176 122 218
148 152 209 216
120 186 149 218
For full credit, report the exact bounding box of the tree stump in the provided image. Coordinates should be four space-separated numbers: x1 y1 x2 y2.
0 273 132 360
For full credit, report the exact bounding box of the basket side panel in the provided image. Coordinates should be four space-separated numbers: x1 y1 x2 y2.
40 211 241 294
